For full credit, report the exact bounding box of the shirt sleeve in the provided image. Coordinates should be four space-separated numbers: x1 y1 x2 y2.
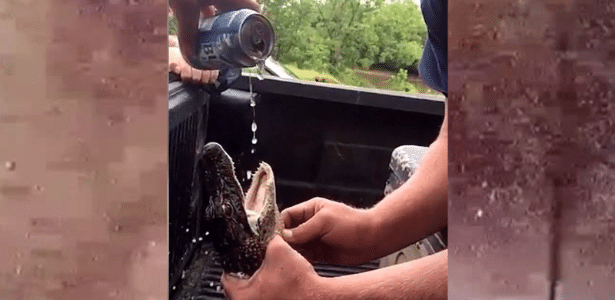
418 0 448 95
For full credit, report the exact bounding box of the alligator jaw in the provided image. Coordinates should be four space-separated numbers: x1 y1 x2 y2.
201 142 245 202
200 142 252 247
244 162 279 236
200 142 282 276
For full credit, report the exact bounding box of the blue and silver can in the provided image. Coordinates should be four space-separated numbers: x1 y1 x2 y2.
196 9 275 70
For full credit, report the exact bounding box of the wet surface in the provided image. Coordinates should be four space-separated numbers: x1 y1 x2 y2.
449 0 615 298
0 0 168 299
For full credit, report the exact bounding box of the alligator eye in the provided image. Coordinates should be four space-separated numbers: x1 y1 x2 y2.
221 203 232 217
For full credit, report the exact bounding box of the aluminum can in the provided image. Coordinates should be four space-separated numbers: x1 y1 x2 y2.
196 9 275 70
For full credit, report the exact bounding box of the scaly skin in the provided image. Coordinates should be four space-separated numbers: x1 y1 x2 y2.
200 142 282 277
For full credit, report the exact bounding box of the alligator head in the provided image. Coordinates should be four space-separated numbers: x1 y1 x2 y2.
199 142 282 277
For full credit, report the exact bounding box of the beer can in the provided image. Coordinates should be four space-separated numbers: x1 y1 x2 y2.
196 9 275 70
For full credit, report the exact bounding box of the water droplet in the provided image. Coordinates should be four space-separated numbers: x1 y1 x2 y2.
192 238 196 243
210 282 214 287
247 171 252 180
33 185 44 192
256 60 265 80
251 148 255 154
15 265 22 275
5 161 16 171
205 251 209 255
587 280 593 287
476 209 484 218
186 228 189 233
107 120 114 126
181 270 186 278
110 178 117 184
25 232 30 238
251 122 257 132
216 285 222 292
481 181 488 188
172 286 176 290
205 231 209 236
250 99 256 107
252 137 258 145
198 237 203 241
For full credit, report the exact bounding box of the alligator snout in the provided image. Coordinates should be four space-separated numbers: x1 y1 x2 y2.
199 142 282 276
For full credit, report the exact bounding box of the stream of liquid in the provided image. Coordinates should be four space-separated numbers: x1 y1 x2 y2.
243 60 266 185
248 60 266 155
248 76 257 155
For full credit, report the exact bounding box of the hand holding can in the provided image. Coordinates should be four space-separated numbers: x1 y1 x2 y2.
169 0 273 92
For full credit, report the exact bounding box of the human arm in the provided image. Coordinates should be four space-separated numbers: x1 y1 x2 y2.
282 102 448 264
368 102 448 259
318 249 448 300
169 34 179 47
221 235 448 300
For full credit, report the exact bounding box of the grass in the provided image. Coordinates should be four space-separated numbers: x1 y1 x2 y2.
282 64 437 95
282 64 341 84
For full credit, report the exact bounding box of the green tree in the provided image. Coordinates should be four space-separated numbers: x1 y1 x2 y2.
169 14 178 36
262 0 425 72
362 1 426 70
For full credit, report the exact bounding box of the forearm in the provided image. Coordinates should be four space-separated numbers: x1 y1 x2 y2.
368 105 448 257
168 0 200 65
169 35 179 47
314 250 447 300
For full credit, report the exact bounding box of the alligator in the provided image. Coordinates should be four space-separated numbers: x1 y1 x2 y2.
199 142 283 278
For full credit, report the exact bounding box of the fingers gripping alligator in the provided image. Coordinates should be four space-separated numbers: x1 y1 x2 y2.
199 142 283 278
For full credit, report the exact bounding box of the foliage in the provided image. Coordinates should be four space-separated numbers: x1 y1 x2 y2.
329 66 371 87
169 15 178 36
362 2 425 70
390 69 419 93
284 64 341 84
262 0 426 72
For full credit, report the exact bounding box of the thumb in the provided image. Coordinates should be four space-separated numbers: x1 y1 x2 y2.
282 213 327 244
221 271 250 291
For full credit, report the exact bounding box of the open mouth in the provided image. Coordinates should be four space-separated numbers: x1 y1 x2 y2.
244 163 274 234
200 142 274 236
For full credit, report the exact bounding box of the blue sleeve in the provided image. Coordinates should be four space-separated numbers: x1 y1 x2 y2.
418 0 448 95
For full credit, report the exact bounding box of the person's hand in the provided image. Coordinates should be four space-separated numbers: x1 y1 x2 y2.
281 197 378 265
169 37 219 85
221 235 321 300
